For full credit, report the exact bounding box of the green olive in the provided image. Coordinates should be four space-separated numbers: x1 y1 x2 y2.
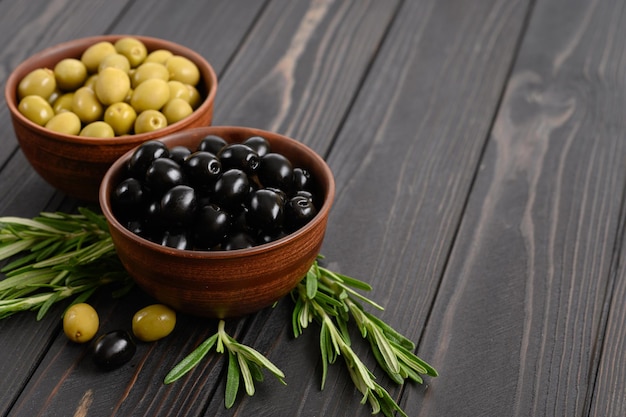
186 84 202 109
63 303 99 343
167 80 190 101
131 304 176 342
114 37 147 68
53 92 74 113
131 62 169 87
53 58 87 91
18 95 54 125
18 68 57 100
84 74 98 90
98 53 131 73
130 78 170 112
95 67 131 105
80 121 115 138
47 88 62 106
81 41 117 73
162 98 193 124
72 86 103 123
104 102 137 135
45 111 81 135
134 109 168 134
165 55 200 86
145 49 173 65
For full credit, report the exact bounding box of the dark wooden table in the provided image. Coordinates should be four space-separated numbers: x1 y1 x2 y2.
2 0 626 416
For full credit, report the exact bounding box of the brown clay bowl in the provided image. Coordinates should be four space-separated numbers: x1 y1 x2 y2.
99 126 335 318
5 35 218 202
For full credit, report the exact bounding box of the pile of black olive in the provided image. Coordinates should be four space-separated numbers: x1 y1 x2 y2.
111 134 320 250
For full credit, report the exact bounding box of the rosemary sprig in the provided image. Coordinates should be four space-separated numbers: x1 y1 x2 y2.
291 259 437 417
164 319 286 408
0 208 132 319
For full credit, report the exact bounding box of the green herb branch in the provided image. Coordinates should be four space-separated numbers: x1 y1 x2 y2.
164 319 286 408
0 208 437 415
291 259 438 417
0 208 132 319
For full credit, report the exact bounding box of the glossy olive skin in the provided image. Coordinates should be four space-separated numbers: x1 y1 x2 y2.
246 189 284 232
160 185 197 225
63 303 99 343
111 177 145 216
213 169 250 209
127 140 169 177
132 304 176 342
194 204 230 248
257 153 294 191
285 195 318 232
91 330 136 371
183 151 222 189
145 158 185 195
218 143 260 174
243 135 271 157
197 134 227 155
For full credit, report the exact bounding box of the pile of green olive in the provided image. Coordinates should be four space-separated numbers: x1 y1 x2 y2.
17 37 203 137
63 302 176 370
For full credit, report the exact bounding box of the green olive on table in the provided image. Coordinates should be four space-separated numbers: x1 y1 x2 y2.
63 302 99 343
18 95 54 126
53 58 87 91
18 68 56 100
132 304 176 342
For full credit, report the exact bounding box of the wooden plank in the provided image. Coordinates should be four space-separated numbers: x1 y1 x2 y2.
413 0 626 415
207 0 533 415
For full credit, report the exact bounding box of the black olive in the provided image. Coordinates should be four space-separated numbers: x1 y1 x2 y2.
91 330 136 371
168 145 192 165
160 185 197 225
246 189 284 232
159 228 192 250
213 169 250 209
292 168 312 192
183 151 222 189
285 195 318 232
145 158 185 195
194 204 230 248
127 140 169 177
218 143 260 174
243 136 271 157
257 153 293 191
111 177 145 217
197 134 227 155
222 231 256 250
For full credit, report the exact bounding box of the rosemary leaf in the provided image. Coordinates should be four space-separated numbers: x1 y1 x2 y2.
225 351 240 408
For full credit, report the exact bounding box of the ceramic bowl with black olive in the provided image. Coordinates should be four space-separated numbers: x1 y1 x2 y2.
99 126 335 319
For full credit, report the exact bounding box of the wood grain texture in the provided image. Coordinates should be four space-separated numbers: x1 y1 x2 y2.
209 0 532 415
414 0 626 416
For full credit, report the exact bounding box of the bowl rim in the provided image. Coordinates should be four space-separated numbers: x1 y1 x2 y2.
99 126 335 260
5 34 218 145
